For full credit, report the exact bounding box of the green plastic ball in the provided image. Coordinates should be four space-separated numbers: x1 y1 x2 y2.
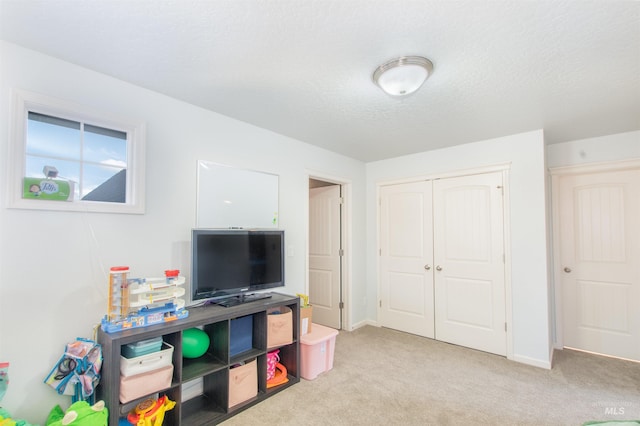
182 328 210 358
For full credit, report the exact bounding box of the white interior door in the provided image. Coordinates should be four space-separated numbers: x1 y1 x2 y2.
559 169 640 361
309 185 342 329
379 181 434 338
433 172 507 356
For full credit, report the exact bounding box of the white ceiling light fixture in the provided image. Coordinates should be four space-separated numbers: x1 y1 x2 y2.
373 56 434 97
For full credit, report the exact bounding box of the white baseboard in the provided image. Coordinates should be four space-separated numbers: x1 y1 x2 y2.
549 345 556 368
512 353 552 369
349 319 378 330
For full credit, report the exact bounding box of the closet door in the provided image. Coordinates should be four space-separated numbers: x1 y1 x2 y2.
433 172 507 356
379 181 435 338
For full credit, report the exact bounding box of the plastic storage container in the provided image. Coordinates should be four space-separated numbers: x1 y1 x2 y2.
121 336 163 358
120 342 174 377
300 323 338 380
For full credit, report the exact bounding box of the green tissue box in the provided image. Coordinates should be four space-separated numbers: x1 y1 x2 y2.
23 178 74 201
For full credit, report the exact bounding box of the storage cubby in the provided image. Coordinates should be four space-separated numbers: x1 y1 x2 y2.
97 293 299 426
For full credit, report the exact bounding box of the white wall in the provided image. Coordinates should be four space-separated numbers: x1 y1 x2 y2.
547 130 640 168
0 42 367 422
366 130 552 368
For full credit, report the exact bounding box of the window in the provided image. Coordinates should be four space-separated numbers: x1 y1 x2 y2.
8 89 145 213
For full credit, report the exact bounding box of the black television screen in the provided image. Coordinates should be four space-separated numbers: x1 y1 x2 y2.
191 229 284 304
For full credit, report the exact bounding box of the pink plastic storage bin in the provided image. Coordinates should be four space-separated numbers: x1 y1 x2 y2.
300 323 338 380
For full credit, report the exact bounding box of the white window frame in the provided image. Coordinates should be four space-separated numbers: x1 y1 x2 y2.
7 89 146 214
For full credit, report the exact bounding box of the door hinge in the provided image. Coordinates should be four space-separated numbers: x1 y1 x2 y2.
339 249 344 256
339 301 344 309
339 197 344 205
379 300 382 308
379 248 381 256
504 322 507 332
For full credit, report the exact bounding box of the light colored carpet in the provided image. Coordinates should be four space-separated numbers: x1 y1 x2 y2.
221 325 640 425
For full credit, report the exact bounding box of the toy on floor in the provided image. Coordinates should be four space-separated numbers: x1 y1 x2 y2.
126 396 175 426
0 363 36 426
0 407 37 426
0 362 8 403
45 400 108 426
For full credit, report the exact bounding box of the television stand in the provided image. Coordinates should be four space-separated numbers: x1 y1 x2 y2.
97 293 299 425
217 292 273 307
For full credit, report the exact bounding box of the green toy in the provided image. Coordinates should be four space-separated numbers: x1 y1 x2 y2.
0 363 36 426
0 407 36 426
182 328 210 358
45 400 108 426
0 362 8 402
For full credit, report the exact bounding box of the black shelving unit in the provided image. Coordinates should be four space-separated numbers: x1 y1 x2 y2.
97 293 300 425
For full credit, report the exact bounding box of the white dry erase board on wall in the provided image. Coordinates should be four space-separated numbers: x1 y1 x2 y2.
196 161 279 229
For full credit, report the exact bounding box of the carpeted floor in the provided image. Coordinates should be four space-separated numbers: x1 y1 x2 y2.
221 325 640 425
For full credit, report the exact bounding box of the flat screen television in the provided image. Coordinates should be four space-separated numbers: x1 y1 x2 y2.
191 229 285 306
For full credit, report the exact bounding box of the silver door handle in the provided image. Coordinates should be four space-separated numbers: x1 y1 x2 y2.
436 265 442 271
424 264 431 270
564 267 572 273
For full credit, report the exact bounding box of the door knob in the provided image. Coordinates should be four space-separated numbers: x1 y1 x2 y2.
424 264 431 270
436 265 442 271
563 267 572 273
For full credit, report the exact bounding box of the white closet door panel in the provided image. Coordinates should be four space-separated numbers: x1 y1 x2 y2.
441 277 494 329
379 181 434 338
433 172 506 356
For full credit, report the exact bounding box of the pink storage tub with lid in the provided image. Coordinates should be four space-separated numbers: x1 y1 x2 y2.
299 323 338 380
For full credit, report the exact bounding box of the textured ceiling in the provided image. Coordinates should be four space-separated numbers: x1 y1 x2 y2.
1 0 639 162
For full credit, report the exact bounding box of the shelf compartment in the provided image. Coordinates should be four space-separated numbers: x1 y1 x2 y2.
264 374 296 396
230 347 263 366
118 388 181 426
119 364 174 404
181 393 225 425
276 340 299 379
230 315 254 356
229 359 258 409
206 321 229 364
182 352 226 382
